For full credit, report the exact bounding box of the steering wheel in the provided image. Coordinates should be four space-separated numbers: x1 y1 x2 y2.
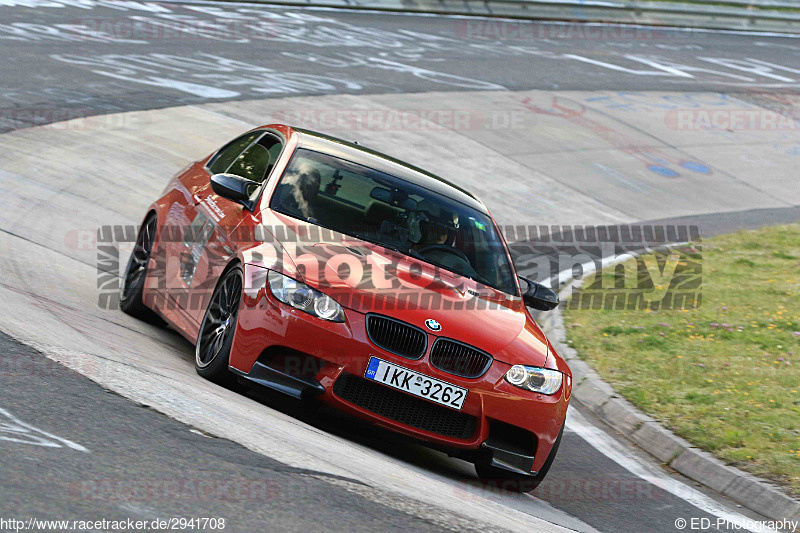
416 244 470 262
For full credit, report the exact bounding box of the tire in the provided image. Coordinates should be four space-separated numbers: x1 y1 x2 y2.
474 421 565 493
195 266 243 384
120 214 164 325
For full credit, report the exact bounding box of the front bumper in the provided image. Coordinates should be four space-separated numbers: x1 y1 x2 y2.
231 267 570 474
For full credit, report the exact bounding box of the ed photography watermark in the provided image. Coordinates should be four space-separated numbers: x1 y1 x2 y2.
82 223 702 313
674 517 799 531
509 224 702 311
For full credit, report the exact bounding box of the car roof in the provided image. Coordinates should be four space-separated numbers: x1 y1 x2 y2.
291 127 489 214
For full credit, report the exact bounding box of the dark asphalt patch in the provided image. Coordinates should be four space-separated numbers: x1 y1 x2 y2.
0 330 448 533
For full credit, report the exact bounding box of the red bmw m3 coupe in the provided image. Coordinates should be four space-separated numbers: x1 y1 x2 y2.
121 124 571 490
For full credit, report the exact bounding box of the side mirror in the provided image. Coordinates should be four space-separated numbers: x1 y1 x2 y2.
210 173 258 210
519 276 559 311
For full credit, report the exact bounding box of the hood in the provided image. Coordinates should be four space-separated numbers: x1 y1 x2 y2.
257 215 548 367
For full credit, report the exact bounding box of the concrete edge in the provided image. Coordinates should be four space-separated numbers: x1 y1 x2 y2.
207 0 800 34
535 296 800 524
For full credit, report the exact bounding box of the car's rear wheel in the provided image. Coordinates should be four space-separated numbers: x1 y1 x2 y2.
120 214 163 325
474 421 565 493
195 266 243 383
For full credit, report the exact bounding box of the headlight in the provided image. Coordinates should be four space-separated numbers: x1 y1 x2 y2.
267 270 345 322
505 365 563 395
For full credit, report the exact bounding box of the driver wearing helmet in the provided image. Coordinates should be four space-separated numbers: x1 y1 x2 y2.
409 200 458 249
408 201 480 278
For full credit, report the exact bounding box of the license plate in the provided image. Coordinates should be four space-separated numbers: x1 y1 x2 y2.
364 357 468 410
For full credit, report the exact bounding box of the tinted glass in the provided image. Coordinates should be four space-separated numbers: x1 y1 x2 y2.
226 134 283 183
270 149 517 295
207 131 262 175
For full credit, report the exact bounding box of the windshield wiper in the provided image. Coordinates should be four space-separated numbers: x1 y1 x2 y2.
346 236 501 290
346 233 414 258
378 242 423 260
404 247 424 260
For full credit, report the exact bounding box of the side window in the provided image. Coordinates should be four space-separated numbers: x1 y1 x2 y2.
226 134 283 184
207 131 263 175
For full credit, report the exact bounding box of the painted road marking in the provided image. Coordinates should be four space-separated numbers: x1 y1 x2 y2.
554 251 778 532
0 407 89 452
564 409 778 533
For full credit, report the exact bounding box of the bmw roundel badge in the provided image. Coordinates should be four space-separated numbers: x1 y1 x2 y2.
425 319 442 332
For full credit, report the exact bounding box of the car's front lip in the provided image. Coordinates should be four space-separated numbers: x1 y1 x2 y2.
230 267 569 473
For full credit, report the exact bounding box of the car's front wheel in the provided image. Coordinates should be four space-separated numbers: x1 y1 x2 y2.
120 214 163 325
474 421 564 493
195 266 243 383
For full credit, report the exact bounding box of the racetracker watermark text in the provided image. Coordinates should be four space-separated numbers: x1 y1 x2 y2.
273 109 526 131
0 108 141 131
452 20 682 41
665 108 799 131
69 478 279 502
456 477 668 502
0 517 226 531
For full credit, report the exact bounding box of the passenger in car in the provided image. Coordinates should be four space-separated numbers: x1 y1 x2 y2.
275 163 321 220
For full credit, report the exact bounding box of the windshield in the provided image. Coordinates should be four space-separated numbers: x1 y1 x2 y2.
269 148 518 295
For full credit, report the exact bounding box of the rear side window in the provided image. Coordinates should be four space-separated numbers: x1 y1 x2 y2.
207 131 263 175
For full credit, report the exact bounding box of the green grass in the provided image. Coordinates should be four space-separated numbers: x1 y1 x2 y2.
563 223 800 495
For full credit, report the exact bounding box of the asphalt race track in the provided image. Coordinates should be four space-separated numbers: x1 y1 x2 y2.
2 0 800 132
1 1 799 532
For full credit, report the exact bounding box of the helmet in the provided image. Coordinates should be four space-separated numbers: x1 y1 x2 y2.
408 200 458 245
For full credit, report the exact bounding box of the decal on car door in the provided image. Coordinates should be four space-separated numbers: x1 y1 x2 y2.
181 211 214 287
